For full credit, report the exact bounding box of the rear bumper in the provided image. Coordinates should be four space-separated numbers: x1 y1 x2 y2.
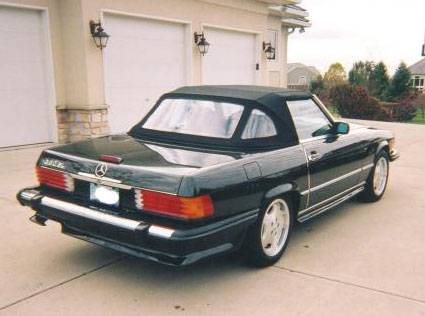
17 187 258 266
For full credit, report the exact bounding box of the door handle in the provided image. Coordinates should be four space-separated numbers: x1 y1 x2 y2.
308 151 322 162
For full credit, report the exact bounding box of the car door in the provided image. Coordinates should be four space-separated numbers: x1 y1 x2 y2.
286 98 365 210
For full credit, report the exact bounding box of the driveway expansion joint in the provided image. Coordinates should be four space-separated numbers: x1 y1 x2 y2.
0 256 125 311
273 265 425 306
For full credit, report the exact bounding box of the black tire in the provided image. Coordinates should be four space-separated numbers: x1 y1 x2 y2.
241 196 293 267
360 150 390 202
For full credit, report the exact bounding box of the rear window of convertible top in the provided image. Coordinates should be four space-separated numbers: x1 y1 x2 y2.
142 98 244 139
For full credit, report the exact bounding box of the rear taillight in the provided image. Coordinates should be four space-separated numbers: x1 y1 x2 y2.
36 166 74 192
134 189 214 219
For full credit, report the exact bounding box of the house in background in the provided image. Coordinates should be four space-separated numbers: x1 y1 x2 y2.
409 58 425 93
287 63 320 90
0 0 310 148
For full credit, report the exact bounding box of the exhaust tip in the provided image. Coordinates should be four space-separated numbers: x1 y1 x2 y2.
29 214 48 226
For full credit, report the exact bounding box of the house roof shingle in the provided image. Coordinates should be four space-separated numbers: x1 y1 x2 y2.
408 58 425 75
287 63 320 76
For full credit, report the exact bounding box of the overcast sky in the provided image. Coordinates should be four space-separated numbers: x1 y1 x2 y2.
288 0 425 75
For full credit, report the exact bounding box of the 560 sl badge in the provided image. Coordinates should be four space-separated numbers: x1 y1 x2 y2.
41 158 65 170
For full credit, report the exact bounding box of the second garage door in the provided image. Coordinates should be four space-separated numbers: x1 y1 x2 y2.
0 6 54 148
104 14 188 133
202 27 258 85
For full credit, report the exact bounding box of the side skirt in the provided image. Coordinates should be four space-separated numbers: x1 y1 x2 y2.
297 184 365 223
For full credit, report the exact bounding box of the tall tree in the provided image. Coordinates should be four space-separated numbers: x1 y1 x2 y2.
369 61 390 99
348 61 374 88
309 74 325 95
324 63 347 88
385 62 412 101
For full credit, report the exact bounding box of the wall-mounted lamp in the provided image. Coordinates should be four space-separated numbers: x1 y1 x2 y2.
89 20 110 50
263 42 276 60
194 32 210 56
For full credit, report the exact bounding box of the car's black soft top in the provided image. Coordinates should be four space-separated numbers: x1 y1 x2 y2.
163 85 311 121
130 85 312 151
169 85 311 100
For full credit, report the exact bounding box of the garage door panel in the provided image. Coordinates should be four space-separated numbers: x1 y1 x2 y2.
107 16 184 41
0 32 44 62
0 90 50 147
0 63 46 91
0 6 53 147
0 6 42 31
203 28 257 85
104 14 187 133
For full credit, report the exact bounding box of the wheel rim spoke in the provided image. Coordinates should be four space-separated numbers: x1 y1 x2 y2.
373 157 388 196
260 199 290 257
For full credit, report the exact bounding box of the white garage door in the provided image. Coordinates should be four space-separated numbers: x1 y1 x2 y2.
104 14 188 133
202 28 257 85
0 7 54 147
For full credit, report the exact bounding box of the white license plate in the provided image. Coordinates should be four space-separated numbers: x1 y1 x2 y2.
90 183 120 206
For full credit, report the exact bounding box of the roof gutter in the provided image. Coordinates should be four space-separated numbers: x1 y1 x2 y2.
268 3 311 29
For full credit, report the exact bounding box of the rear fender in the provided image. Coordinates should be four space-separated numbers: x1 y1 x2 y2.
263 183 301 210
264 183 295 200
375 140 389 157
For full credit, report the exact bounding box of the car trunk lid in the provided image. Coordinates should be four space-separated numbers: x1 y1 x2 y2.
39 135 241 194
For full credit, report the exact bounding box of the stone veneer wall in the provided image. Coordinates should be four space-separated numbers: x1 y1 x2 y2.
57 108 109 143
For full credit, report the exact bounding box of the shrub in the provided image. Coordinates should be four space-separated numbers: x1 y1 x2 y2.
329 84 391 121
412 93 425 120
391 100 417 122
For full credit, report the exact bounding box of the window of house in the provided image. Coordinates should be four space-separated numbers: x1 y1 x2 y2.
287 99 333 140
266 30 278 61
241 109 277 139
414 76 420 87
298 76 307 85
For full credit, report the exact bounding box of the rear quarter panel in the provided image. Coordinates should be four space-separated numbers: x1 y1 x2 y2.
349 125 394 182
179 145 309 219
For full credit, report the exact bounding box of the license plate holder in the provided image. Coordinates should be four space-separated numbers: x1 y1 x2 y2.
90 183 120 207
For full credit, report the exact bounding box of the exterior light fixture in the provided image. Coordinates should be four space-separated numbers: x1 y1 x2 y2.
299 27 306 33
89 20 110 50
194 32 210 56
422 44 425 57
263 42 276 60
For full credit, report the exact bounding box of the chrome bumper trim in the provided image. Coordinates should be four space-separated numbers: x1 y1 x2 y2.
148 225 175 238
362 163 374 170
41 196 144 231
20 190 40 201
71 172 133 190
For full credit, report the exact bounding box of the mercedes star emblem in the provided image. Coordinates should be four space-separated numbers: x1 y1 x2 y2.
95 162 108 178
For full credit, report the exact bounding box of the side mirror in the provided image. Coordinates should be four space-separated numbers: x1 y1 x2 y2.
334 122 350 135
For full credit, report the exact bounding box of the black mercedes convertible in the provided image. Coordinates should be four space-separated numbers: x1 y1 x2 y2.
17 86 399 266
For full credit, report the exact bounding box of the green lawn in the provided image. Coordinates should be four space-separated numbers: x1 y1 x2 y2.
412 110 425 124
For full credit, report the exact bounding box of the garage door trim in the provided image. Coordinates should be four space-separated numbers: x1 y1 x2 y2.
0 2 58 146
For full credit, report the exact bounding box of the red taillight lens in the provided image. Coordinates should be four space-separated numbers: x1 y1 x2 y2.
134 189 214 219
36 166 74 192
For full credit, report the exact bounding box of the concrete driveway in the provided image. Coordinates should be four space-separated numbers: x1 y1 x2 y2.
1 120 425 315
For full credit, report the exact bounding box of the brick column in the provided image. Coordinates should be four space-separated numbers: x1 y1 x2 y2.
57 108 109 143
